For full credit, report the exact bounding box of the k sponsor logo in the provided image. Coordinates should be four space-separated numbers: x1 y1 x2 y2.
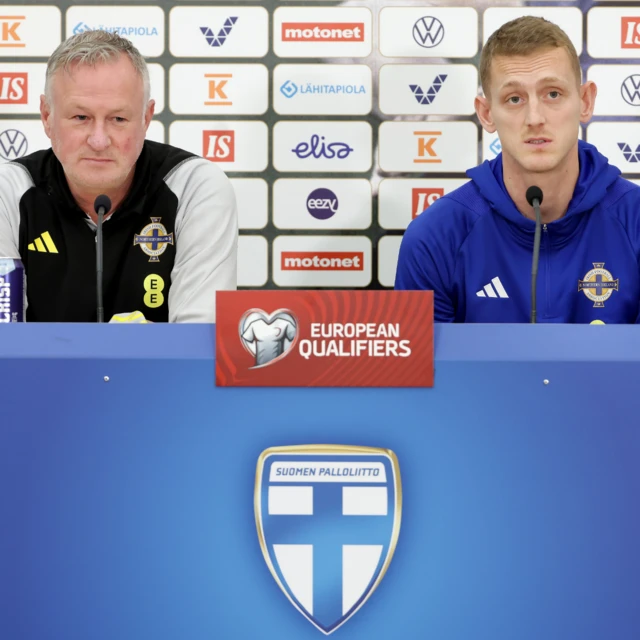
413 16 445 48
0 129 27 160
412 188 444 218
0 15 24 48
0 72 27 104
413 131 441 164
205 73 232 106
203 130 235 162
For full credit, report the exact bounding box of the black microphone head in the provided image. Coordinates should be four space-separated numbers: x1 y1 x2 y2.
94 194 112 214
526 186 543 207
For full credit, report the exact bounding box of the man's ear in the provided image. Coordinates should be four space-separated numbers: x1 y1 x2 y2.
475 94 497 134
579 80 597 124
143 99 155 132
40 94 52 140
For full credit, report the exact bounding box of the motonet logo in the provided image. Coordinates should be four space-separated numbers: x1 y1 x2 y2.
281 252 364 271
282 22 364 42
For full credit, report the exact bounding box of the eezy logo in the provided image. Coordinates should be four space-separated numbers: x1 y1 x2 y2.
201 17 238 47
292 135 354 160
203 130 235 161
622 17 640 48
0 129 28 160
413 131 441 164
306 188 339 220
621 74 640 106
412 188 444 218
0 73 28 104
410 74 447 105
413 16 445 48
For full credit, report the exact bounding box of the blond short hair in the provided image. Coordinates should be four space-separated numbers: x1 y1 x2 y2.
45 29 150 104
480 16 582 98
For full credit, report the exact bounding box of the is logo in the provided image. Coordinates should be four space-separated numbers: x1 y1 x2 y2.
201 17 238 47
621 75 640 106
413 16 445 49
205 73 232 106
240 308 298 368
0 16 24 48
0 73 27 104
203 130 235 162
409 74 447 105
281 22 364 42
133 217 174 262
413 130 441 164
281 251 363 271
489 137 502 156
412 187 444 218
578 263 619 308
306 188 338 220
280 80 298 98
292 135 354 160
621 17 640 48
617 142 640 163
255 444 402 635
0 129 28 160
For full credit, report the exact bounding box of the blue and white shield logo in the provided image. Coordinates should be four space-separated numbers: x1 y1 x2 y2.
255 445 402 635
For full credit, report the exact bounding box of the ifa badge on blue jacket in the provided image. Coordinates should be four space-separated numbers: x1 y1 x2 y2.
255 445 402 635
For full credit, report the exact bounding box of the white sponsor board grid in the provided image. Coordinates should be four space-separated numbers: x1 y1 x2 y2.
586 123 640 175
0 120 49 163
274 64 372 116
273 235 372 287
379 64 477 116
231 178 268 230
169 120 268 172
587 8 640 59
169 64 268 115
483 8 583 54
66 6 165 57
378 178 470 230
273 121 372 173
379 8 478 58
588 66 640 116
273 178 372 230
0 63 45 115
378 235 403 288
148 64 165 114
274 6 372 58
0 7 62 58
169 6 269 58
238 235 268 287
379 121 478 173
146 120 165 144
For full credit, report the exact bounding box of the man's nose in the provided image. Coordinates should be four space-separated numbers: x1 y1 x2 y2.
87 122 111 150
524 98 546 127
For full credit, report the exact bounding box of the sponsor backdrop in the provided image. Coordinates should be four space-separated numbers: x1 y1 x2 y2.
1 0 639 290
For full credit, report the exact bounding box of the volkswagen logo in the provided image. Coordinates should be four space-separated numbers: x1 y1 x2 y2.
413 16 445 49
621 74 640 106
0 129 28 160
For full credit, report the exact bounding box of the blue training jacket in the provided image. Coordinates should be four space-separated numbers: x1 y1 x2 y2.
395 141 640 324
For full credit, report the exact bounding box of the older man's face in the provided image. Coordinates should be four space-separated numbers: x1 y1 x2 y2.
40 55 154 198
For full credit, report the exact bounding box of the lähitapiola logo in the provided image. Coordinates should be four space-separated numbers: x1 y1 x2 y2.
201 17 238 47
0 129 27 160
72 22 158 36
280 79 366 99
489 137 502 156
255 444 402 635
292 135 354 160
618 142 640 162
307 188 339 220
621 74 640 106
409 74 447 105
412 16 445 48
280 80 298 98
239 308 298 368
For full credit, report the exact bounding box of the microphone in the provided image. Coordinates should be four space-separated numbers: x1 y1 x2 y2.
526 186 544 324
94 194 111 323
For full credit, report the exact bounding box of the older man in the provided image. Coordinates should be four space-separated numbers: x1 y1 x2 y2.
0 30 237 322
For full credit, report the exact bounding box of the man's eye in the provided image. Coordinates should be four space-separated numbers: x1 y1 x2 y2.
74 115 88 121
508 96 521 104
114 117 127 123
549 91 560 99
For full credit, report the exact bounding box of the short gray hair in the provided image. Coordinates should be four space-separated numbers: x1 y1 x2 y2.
45 30 150 105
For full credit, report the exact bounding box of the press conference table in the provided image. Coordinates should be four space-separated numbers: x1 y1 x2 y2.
0 324 638 640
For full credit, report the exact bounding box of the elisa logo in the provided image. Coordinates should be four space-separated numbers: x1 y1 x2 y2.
292 135 354 160
203 130 235 161
0 16 24 48
306 188 339 220
282 22 364 42
621 17 640 48
412 188 444 218
413 131 441 164
0 73 27 104
281 252 364 271
205 73 232 106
